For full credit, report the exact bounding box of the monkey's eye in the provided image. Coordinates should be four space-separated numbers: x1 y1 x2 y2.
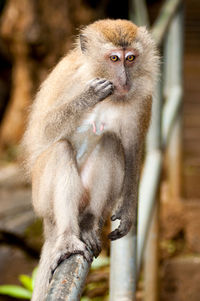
126 55 136 62
110 55 119 62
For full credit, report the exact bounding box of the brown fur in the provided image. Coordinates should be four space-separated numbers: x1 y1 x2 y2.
91 19 138 46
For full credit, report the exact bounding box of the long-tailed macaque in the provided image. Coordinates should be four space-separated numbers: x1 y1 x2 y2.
22 19 159 300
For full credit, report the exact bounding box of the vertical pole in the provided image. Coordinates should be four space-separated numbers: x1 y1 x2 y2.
110 222 137 301
143 4 184 299
140 65 162 301
140 1 164 296
129 0 150 27
164 5 184 203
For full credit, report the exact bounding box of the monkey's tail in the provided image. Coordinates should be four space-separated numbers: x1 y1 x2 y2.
31 240 53 301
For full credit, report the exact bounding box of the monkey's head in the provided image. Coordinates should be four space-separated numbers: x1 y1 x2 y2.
79 19 159 100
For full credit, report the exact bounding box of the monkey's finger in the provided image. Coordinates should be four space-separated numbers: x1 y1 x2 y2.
111 214 117 221
83 238 93 252
99 80 113 88
92 236 102 258
96 78 108 84
108 226 128 240
108 228 120 240
89 78 107 87
111 213 121 221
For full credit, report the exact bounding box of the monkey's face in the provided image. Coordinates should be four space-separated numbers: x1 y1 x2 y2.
102 47 138 97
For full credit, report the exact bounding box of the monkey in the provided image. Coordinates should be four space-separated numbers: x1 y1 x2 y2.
22 19 159 300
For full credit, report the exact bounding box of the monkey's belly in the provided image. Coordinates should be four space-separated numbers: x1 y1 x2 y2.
72 121 104 166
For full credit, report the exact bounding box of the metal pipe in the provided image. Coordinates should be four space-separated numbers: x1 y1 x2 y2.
46 255 91 301
162 86 182 147
129 0 150 27
110 225 137 301
163 3 184 203
141 39 163 300
137 151 162 273
151 0 182 46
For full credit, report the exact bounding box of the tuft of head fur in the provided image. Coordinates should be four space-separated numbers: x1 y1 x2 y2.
79 19 138 50
90 19 138 47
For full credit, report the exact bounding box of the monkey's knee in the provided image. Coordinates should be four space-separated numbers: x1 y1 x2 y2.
32 139 75 217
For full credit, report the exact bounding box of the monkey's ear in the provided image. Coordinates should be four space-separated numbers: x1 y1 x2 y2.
80 34 87 52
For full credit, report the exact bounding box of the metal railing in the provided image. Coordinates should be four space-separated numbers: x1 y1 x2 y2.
46 0 184 300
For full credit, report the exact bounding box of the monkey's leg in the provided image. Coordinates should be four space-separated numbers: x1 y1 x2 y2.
32 140 91 275
80 133 125 257
31 221 55 301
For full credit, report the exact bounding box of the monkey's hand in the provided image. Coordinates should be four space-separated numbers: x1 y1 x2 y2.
108 209 132 240
86 78 114 105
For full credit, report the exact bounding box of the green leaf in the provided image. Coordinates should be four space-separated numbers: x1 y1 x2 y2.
81 297 90 301
19 275 33 292
31 267 38 290
0 285 32 299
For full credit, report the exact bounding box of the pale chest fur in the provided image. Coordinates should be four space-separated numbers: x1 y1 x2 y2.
71 100 135 164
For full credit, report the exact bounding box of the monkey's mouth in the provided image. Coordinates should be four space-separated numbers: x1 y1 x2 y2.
114 84 131 96
113 79 130 91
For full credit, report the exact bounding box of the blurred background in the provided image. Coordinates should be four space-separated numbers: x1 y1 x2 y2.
0 0 199 300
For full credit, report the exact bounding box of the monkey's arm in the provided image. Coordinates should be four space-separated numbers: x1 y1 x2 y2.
108 96 152 240
108 140 142 240
44 79 113 141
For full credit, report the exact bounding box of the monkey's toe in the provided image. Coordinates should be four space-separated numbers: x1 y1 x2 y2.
81 231 102 258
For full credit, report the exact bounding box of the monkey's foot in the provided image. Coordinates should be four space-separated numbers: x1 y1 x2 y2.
108 214 132 240
81 230 102 258
50 235 92 276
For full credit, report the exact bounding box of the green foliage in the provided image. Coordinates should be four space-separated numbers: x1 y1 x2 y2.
0 267 37 300
19 275 33 292
0 285 32 299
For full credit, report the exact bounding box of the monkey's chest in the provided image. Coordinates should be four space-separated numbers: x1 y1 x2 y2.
72 104 121 163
